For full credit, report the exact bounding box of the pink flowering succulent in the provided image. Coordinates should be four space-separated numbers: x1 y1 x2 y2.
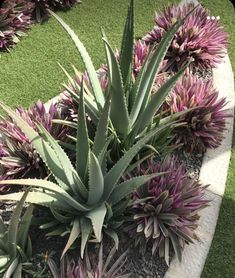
0 0 32 50
125 156 209 264
0 101 69 191
164 74 230 153
144 3 228 72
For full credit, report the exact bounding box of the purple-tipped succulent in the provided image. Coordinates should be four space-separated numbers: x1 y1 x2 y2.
0 101 69 190
48 245 129 278
144 3 228 72
125 156 209 264
164 74 230 153
30 0 80 23
0 0 32 51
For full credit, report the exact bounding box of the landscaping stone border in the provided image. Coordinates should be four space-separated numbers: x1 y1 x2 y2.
165 1 235 277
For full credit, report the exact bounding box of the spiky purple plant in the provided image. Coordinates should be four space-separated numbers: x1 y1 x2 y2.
164 74 230 153
125 156 209 264
144 3 228 72
48 245 129 278
0 0 32 51
30 0 80 23
0 101 69 189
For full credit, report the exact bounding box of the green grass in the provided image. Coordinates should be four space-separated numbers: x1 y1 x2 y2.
0 0 234 276
0 0 175 108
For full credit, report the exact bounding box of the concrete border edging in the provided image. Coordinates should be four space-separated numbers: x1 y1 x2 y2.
165 1 235 277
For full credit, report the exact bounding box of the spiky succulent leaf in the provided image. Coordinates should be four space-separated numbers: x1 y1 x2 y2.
61 218 80 258
0 179 91 212
76 78 90 183
103 121 175 199
108 173 167 205
129 18 184 126
49 9 105 109
120 0 135 87
87 203 107 242
87 152 104 205
7 190 29 258
92 93 111 157
133 64 187 135
102 36 130 137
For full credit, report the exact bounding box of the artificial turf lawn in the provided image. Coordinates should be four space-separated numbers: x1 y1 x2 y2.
0 0 175 108
0 0 234 276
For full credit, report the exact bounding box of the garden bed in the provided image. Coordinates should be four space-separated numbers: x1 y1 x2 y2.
0 0 234 277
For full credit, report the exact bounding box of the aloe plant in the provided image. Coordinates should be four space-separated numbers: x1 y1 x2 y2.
0 190 33 277
50 0 195 160
0 77 174 258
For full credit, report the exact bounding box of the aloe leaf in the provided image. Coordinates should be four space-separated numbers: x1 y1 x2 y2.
133 65 187 135
7 190 29 258
104 230 119 250
87 203 107 242
0 256 9 269
0 102 69 188
58 63 77 89
92 93 111 157
61 218 80 258
80 217 92 258
102 35 130 137
50 203 73 223
108 173 166 205
52 119 77 130
38 124 88 200
18 205 33 252
97 135 113 175
3 257 19 278
0 218 6 234
0 179 91 212
87 152 104 205
25 237 32 258
128 44 153 113
103 121 173 198
0 192 56 206
37 125 76 189
13 263 22 278
120 0 134 86
49 10 105 110
130 19 184 126
76 78 90 183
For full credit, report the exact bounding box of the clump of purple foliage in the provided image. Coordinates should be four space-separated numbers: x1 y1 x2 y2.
124 156 209 264
164 74 230 153
144 3 228 72
0 0 32 50
0 101 69 191
30 0 80 23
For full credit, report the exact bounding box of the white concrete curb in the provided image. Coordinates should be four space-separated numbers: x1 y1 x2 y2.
165 1 235 278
